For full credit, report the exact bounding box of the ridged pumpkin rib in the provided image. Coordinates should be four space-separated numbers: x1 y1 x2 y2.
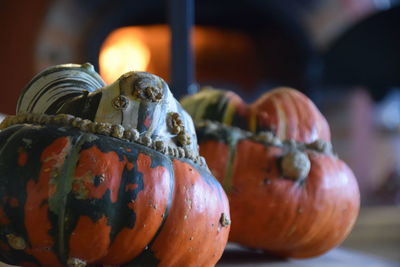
25 136 71 267
151 160 230 267
100 153 173 265
50 135 89 262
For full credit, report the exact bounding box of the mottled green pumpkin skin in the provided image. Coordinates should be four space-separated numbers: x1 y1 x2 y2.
0 124 229 267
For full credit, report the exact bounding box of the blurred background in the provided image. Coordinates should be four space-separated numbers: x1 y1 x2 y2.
0 0 399 263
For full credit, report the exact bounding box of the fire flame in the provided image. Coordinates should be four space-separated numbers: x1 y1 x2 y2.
99 27 151 84
99 25 258 89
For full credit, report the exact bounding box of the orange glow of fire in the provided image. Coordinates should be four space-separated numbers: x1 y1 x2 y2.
99 25 260 90
99 27 151 84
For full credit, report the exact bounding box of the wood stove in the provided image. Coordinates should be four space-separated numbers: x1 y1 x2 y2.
35 0 316 100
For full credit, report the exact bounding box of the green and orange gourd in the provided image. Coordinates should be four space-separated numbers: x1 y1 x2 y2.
181 87 360 258
0 64 230 267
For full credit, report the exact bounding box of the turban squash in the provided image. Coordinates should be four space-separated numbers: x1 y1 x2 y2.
0 64 230 267
181 88 360 258
182 87 331 143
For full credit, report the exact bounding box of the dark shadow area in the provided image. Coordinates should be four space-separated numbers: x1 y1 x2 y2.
218 244 287 264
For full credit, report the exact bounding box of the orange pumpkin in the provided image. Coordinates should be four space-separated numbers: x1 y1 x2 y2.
182 88 360 258
182 87 330 143
0 66 230 266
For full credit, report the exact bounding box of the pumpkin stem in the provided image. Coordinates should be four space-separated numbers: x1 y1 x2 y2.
16 63 105 115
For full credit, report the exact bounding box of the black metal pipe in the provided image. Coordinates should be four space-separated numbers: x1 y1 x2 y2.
168 0 196 97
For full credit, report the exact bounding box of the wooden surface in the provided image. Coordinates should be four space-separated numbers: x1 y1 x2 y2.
341 205 400 261
0 246 398 267
217 243 399 267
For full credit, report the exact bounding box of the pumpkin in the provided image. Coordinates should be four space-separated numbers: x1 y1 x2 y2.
181 87 331 143
0 64 230 267
181 88 360 258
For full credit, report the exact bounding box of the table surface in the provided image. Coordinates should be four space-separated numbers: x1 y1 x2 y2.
0 246 398 267
217 243 399 267
0 245 398 267
1 206 399 267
